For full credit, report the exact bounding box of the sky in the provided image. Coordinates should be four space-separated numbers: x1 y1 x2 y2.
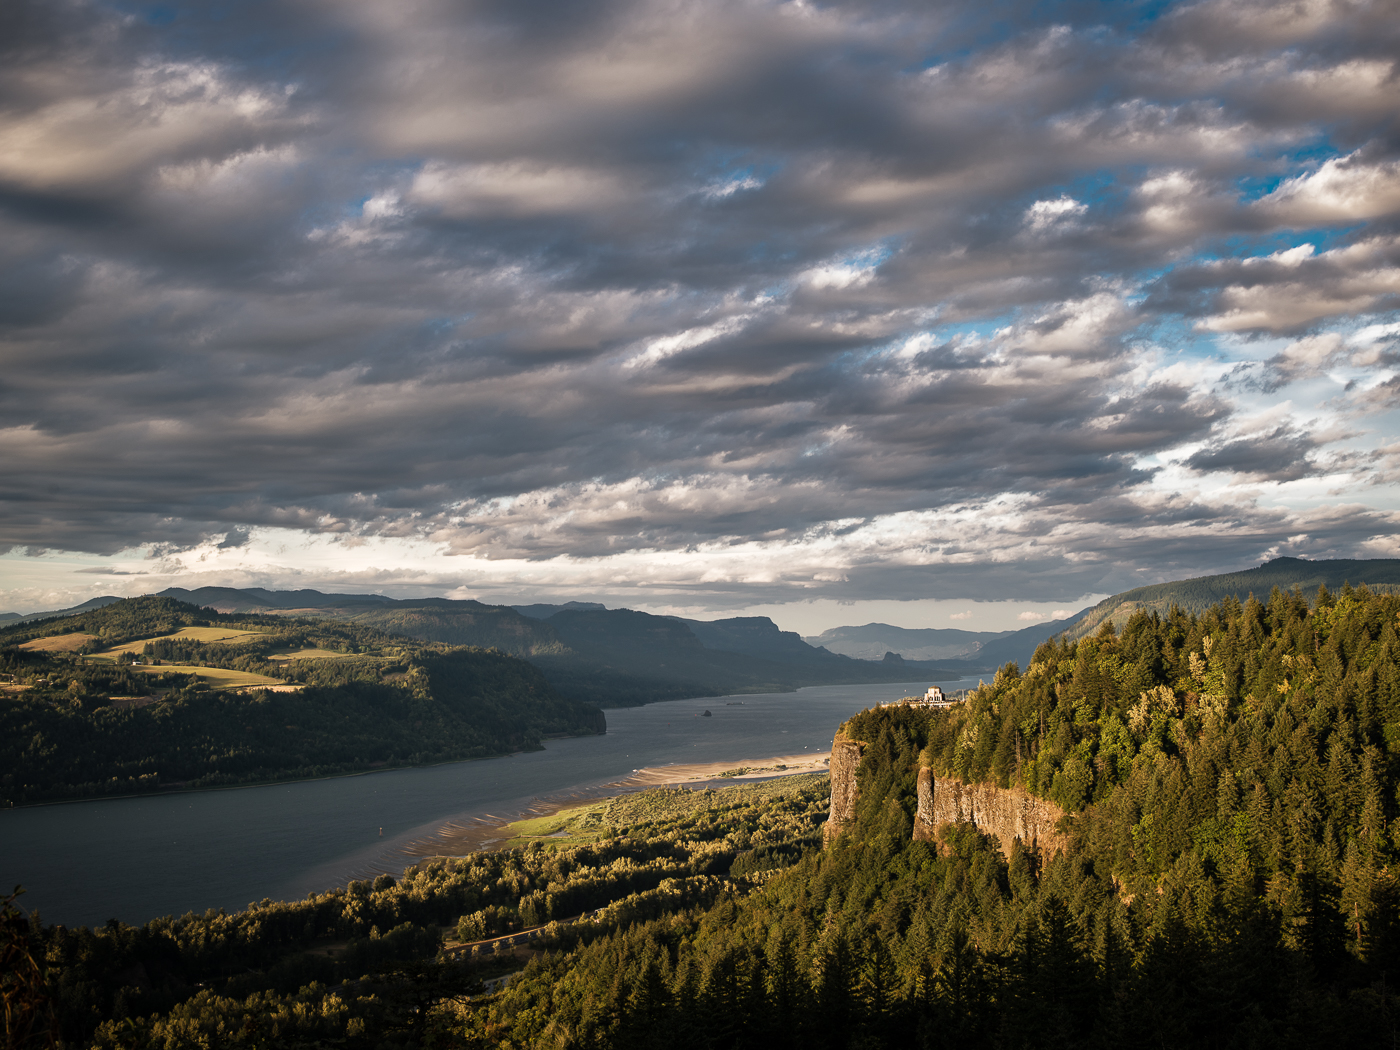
1 0 1398 634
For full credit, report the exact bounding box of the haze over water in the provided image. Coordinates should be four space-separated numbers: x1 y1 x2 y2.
1 680 962 928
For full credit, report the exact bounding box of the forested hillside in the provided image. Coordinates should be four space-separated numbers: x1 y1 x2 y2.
0 598 604 805
1061 555 1400 642
6 777 830 1048
11 586 1400 1046
444 586 1400 1047
148 587 963 704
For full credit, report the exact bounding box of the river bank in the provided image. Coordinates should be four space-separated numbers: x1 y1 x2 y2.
397 749 834 858
2 679 959 927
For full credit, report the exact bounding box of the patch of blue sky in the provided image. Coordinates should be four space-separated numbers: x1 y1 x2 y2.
931 314 1019 344
868 314 1021 364
307 162 417 225
1234 137 1347 199
710 163 779 191
422 318 465 338
912 0 1171 72
693 152 781 197
110 1 356 77
846 242 898 270
995 166 1137 226
1132 314 1231 362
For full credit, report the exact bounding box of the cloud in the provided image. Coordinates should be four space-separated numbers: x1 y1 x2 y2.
949 610 974 620
1184 424 1320 481
1018 611 1046 621
1255 149 1400 227
0 0 1398 613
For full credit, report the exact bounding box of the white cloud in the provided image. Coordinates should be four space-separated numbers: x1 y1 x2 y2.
1256 149 1400 226
1024 196 1087 233
408 161 631 217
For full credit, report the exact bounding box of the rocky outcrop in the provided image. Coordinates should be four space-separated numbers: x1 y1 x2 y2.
823 726 1068 859
823 729 865 845
913 767 1068 860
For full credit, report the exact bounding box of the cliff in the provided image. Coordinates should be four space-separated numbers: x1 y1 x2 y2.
913 767 1067 859
823 723 1067 858
823 729 865 844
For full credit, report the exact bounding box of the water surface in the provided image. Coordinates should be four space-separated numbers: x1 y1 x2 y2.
0 679 967 926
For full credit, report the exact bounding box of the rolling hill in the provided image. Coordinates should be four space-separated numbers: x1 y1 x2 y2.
0 596 605 804
1058 556 1400 643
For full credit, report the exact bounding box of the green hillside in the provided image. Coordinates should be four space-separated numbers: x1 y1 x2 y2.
1061 556 1400 643
458 583 1400 1045
145 587 967 706
291 597 573 658
0 597 604 805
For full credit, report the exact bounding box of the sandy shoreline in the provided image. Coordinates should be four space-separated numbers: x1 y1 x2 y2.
625 751 831 786
398 751 831 860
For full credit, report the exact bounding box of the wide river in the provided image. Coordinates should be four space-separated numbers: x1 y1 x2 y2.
0 678 969 928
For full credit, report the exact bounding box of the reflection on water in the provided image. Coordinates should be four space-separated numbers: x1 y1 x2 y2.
0 678 969 926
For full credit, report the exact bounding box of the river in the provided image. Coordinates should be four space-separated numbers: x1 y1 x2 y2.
0 678 970 927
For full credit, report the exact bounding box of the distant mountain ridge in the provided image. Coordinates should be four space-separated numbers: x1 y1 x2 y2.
156 586 397 612
26 586 968 706
12 557 1397 695
805 623 1015 662
0 595 125 625
1059 556 1400 643
802 557 1400 677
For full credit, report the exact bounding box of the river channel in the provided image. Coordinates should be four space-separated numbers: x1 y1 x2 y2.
0 678 971 927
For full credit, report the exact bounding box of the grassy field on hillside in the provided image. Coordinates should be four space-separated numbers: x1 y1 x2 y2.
497 774 830 850
104 626 266 652
125 664 289 688
267 647 354 662
18 633 99 652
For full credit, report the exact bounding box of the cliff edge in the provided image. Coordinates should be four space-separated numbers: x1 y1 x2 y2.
823 729 865 844
823 723 1067 859
913 767 1067 859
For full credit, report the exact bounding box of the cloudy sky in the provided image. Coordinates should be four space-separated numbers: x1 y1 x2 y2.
1 0 1398 632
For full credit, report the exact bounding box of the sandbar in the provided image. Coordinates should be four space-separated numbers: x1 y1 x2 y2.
397 750 831 861
624 751 831 786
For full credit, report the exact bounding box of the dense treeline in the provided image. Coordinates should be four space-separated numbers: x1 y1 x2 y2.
0 597 238 649
1060 556 1400 642
8 777 828 1047
451 586 1400 1047
307 601 573 659
0 598 604 805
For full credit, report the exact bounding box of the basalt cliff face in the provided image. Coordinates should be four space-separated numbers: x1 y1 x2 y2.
823 730 865 844
823 727 1067 858
913 767 1068 859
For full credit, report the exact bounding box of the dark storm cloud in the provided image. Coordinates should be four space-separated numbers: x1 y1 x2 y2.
2 0 1399 602
1185 425 1320 481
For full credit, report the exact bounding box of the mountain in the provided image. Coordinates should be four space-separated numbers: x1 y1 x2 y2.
804 623 1013 661
966 609 1094 669
1059 556 1400 643
677 615 854 666
531 608 958 707
282 596 571 658
814 558 1400 679
87 587 966 706
799 615 1093 675
0 596 605 805
1 595 125 625
156 586 397 612
512 601 607 618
